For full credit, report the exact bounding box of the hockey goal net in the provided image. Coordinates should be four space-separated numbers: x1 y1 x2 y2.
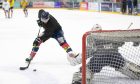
82 29 140 84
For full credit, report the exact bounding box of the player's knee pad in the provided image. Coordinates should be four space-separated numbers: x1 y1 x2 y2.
33 37 42 46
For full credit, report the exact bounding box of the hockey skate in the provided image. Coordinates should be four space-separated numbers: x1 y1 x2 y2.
133 8 138 15
118 60 140 80
72 67 93 84
133 11 138 15
67 52 82 66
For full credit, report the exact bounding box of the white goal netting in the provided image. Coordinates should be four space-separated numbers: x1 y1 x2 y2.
82 29 140 84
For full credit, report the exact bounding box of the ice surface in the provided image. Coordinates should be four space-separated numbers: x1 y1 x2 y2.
0 9 140 84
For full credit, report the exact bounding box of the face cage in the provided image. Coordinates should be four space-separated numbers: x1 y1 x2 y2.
41 15 50 23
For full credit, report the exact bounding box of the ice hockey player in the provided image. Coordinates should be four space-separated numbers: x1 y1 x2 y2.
127 0 133 15
2 0 10 18
20 0 28 17
133 0 138 15
7 0 14 18
25 9 81 66
72 24 140 84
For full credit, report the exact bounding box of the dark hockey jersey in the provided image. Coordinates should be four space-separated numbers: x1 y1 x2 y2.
41 14 62 38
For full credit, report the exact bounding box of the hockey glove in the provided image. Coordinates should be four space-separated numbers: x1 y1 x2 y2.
37 20 43 27
25 57 32 62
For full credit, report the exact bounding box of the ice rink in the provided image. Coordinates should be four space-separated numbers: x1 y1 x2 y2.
0 9 140 84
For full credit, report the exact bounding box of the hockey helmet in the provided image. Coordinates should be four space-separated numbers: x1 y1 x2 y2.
41 11 49 19
40 11 50 23
91 24 102 31
38 9 45 19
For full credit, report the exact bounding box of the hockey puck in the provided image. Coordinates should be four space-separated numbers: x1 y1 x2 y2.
33 69 37 72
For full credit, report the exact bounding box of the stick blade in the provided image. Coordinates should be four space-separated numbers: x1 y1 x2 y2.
19 61 30 70
19 66 28 70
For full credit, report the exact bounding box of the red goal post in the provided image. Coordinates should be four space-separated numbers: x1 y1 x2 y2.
82 29 140 84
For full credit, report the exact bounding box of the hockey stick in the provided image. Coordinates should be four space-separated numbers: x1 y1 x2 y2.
127 22 133 29
19 61 31 70
19 27 42 70
37 26 41 37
